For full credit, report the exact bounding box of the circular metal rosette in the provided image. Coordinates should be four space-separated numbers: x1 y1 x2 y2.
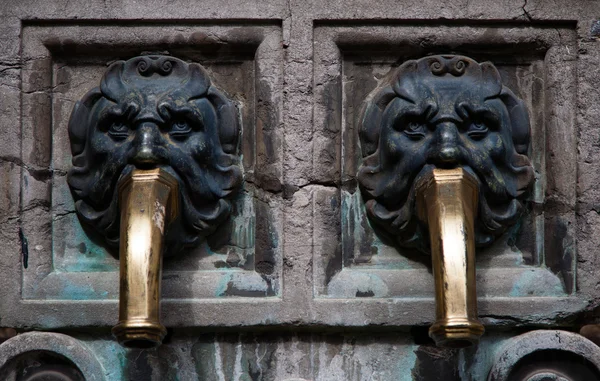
488 330 600 381
0 332 106 381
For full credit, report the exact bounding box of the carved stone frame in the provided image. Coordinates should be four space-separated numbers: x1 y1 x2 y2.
311 23 583 327
3 22 284 328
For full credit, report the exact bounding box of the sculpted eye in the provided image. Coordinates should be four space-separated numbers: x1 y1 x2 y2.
402 120 427 140
466 121 489 140
107 121 129 140
169 120 192 138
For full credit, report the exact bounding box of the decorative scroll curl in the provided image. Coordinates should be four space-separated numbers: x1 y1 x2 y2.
68 55 242 256
357 55 534 251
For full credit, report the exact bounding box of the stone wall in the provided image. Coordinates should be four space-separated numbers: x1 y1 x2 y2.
1 1 600 380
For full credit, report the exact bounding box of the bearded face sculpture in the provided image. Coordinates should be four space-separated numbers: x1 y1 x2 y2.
357 55 534 251
67 55 242 257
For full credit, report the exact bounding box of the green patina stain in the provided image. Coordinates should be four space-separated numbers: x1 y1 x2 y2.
215 274 234 297
509 268 566 297
458 334 507 381
51 278 109 301
392 344 417 381
341 190 419 270
341 190 376 258
93 342 125 380
53 209 118 273
63 282 101 300
230 192 256 250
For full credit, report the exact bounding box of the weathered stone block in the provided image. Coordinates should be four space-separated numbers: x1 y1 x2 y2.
312 23 583 326
3 23 285 328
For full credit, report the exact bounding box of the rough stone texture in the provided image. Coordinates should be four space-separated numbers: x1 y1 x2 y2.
1 0 600 379
0 331 541 381
0 330 596 381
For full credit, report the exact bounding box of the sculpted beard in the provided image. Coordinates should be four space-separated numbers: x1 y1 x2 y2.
68 56 241 256
357 55 534 252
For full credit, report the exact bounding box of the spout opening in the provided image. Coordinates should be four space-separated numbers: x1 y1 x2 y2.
112 321 167 349
122 339 161 349
429 319 484 348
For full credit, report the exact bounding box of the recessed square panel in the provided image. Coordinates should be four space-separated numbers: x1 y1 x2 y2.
13 23 283 327
312 24 581 321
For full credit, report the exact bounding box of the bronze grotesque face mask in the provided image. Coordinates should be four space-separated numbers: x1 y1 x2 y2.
67 55 242 256
357 55 534 251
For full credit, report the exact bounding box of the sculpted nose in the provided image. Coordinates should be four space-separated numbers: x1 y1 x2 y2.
131 123 166 168
432 122 461 167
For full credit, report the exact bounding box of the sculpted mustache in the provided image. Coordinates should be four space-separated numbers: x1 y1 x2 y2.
79 161 224 219
365 163 517 231
408 165 523 243
117 164 231 236
407 164 506 195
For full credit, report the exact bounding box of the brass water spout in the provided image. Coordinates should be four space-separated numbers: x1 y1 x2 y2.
416 168 484 348
111 168 179 348
66 55 243 349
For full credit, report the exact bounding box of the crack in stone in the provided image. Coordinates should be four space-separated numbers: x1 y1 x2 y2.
52 210 77 221
0 156 67 182
522 0 533 21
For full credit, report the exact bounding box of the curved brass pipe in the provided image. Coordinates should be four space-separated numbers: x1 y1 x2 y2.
416 168 485 348
111 168 179 348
